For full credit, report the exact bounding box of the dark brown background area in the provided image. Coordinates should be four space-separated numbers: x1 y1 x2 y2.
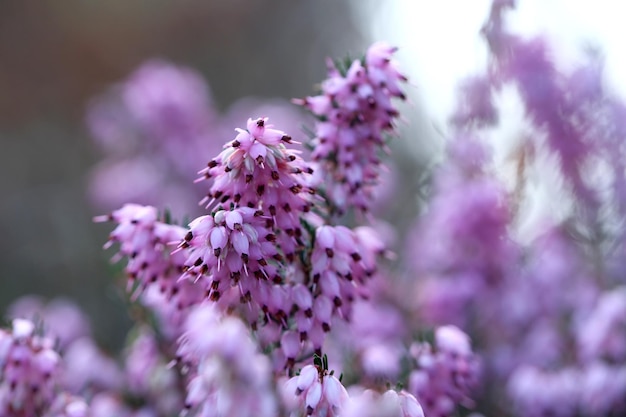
0 0 370 350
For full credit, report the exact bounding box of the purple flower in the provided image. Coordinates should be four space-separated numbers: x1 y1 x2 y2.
408 326 479 417
86 60 219 215
341 388 424 417
42 393 89 417
197 117 315 258
507 366 580 417
177 206 284 330
7 297 91 350
282 363 349 416
96 204 203 332
577 286 626 363
61 337 124 395
177 303 276 417
407 137 516 328
121 60 215 144
123 326 183 416
295 42 407 215
0 319 61 416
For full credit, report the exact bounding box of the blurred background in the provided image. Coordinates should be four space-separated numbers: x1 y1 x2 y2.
1 0 622 350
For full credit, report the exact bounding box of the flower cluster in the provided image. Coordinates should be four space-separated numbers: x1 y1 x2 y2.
85 39 424 416
178 206 282 325
42 394 89 417
10 3 626 416
0 319 89 417
404 3 626 417
196 117 315 260
87 61 218 215
408 326 479 417
408 137 515 328
95 203 202 334
341 389 424 417
123 326 184 416
282 361 348 417
295 42 407 215
177 303 276 417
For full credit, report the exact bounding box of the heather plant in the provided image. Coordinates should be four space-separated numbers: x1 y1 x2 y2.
406 1 626 416
3 2 626 417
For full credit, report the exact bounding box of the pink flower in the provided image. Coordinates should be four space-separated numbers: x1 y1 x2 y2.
283 364 349 416
42 393 89 417
342 388 424 417
7 297 91 350
0 319 61 416
124 327 183 415
62 338 123 395
96 204 202 331
178 207 282 325
295 42 407 215
86 60 220 216
197 117 315 260
408 326 479 417
177 304 276 417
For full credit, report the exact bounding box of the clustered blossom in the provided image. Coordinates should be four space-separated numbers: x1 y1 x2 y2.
308 225 378 327
502 286 626 417
282 363 349 417
341 389 424 417
84 40 486 417
120 60 215 145
95 203 202 333
177 206 281 325
409 137 515 329
408 326 479 417
123 326 184 416
7 297 126 398
177 303 276 417
197 116 315 258
175 116 385 368
0 319 81 417
42 394 89 417
404 2 626 417
295 42 407 215
96 113 388 381
7 297 91 351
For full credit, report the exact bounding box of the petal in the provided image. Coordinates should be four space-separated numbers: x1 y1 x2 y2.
210 226 228 250
225 210 243 230
281 331 300 359
297 365 318 392
305 381 323 412
292 284 313 310
316 226 335 249
249 141 268 161
232 231 250 255
323 375 347 408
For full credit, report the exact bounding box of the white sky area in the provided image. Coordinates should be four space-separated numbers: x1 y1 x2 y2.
366 0 626 128
361 0 626 240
